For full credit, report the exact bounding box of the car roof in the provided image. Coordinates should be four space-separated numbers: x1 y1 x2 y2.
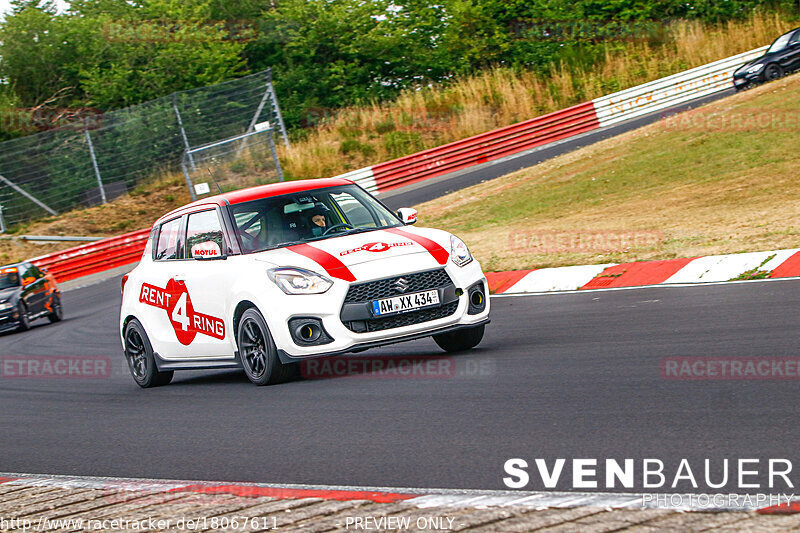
153 177 355 226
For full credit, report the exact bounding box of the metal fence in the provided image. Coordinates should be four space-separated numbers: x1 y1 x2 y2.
181 126 284 202
0 68 288 230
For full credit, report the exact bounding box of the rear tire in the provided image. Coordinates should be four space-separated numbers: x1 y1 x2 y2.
16 303 30 332
48 295 63 323
124 319 173 388
433 324 485 353
237 308 291 386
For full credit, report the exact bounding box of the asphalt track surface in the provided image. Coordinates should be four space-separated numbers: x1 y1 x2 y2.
1 276 799 492
3 86 796 493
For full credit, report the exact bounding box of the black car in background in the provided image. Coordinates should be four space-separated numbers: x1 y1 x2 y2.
734 27 800 90
0 262 63 333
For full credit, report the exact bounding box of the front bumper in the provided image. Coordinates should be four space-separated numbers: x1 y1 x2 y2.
277 318 490 363
733 72 762 88
0 310 19 333
271 261 490 358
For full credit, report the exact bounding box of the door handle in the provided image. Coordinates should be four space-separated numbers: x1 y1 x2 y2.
172 274 186 282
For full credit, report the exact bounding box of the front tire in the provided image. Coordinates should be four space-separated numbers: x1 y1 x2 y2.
237 308 290 386
764 64 783 82
433 324 485 353
124 319 173 388
16 303 30 332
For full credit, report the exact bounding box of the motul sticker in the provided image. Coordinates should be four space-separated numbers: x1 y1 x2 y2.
339 241 413 257
139 280 225 345
191 241 222 258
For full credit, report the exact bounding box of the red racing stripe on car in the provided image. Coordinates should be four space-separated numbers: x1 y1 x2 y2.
385 228 449 265
288 243 357 282
170 484 416 503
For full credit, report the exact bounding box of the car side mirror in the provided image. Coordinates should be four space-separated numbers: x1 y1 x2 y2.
396 208 418 225
191 241 227 260
22 276 36 286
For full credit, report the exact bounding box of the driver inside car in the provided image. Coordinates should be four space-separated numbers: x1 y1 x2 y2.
307 204 332 237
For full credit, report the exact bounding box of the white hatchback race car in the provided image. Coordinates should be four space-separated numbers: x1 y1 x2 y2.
120 177 490 387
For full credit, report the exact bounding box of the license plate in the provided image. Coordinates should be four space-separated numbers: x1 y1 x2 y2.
372 289 440 316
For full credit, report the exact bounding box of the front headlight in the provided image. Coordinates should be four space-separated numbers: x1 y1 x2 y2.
746 63 764 74
268 267 333 295
450 235 473 267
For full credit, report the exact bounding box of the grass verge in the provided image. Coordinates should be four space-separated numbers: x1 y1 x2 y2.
415 74 800 272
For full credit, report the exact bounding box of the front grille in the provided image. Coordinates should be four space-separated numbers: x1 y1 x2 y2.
344 269 452 304
345 302 459 333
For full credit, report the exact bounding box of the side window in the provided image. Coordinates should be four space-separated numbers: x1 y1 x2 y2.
233 209 266 251
20 264 33 284
27 265 43 278
186 210 225 258
154 217 183 261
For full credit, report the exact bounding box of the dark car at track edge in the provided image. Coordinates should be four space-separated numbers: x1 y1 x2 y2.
0 262 63 333
733 27 800 90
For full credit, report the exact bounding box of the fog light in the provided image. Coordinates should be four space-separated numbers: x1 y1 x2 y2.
471 291 484 307
288 317 334 346
296 323 321 342
467 281 487 315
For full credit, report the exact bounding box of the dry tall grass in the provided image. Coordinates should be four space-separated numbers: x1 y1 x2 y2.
278 12 794 180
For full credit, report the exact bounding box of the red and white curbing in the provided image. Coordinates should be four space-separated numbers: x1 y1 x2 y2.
487 248 800 295
0 473 797 514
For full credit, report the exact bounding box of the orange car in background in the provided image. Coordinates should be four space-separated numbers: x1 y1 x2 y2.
0 261 63 333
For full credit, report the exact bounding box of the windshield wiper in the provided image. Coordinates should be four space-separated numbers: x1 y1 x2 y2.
338 227 384 237
257 240 308 252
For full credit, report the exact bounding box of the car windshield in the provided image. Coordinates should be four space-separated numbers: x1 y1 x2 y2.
767 31 793 53
230 184 404 254
0 268 20 290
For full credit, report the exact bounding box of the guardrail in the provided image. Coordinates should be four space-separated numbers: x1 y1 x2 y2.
592 46 768 127
28 45 768 283
31 228 150 283
370 101 600 193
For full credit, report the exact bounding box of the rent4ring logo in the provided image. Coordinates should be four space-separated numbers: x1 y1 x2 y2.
339 241 413 256
139 280 225 345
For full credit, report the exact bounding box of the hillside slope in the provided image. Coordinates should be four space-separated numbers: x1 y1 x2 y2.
416 74 800 272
